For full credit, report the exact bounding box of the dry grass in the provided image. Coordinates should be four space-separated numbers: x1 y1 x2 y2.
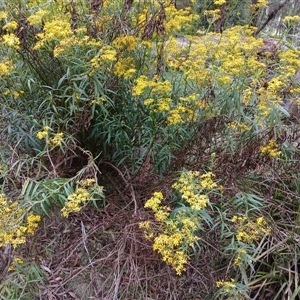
3 167 226 300
1 117 300 299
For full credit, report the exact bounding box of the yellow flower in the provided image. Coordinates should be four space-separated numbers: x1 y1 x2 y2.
26 213 41 235
36 126 50 139
172 171 216 210
0 62 10 76
260 140 281 158
99 46 117 63
123 68 136 79
142 178 204 275
0 193 40 248
204 9 221 22
3 20 18 32
189 194 209 210
113 57 136 78
48 132 64 148
27 10 47 26
34 19 72 50
154 207 170 221
250 0 268 9
216 278 237 292
283 15 300 23
8 257 24 271
200 172 218 189
13 91 20 98
144 192 164 211
227 121 249 133
139 221 151 230
0 11 8 20
132 75 151 97
78 178 96 187
61 188 91 217
112 35 137 51
233 215 271 243
164 7 199 35
2 33 20 49
214 0 226 5
234 248 247 266
167 110 183 125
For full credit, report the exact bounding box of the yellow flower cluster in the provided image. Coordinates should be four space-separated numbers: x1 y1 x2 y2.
0 11 8 20
216 277 246 298
232 215 271 243
164 6 199 34
154 238 188 275
130 0 198 37
234 248 247 266
250 0 268 9
27 10 48 26
200 172 218 189
283 15 300 23
140 205 200 275
26 213 42 235
164 25 275 124
132 75 172 98
172 171 217 210
214 0 226 5
279 49 300 78
0 60 12 76
34 19 72 50
111 35 139 79
132 76 151 97
2 33 20 49
167 103 196 125
216 278 239 293
36 126 50 139
48 132 64 148
2 20 18 32
112 35 137 51
141 195 200 275
12 90 24 98
260 140 281 158
61 179 104 217
89 46 117 74
8 257 24 271
144 192 170 221
267 77 286 92
36 126 64 148
0 194 41 248
77 178 96 188
141 171 216 275
204 9 221 22
54 33 102 57
132 75 177 115
227 121 250 133
99 46 117 63
61 188 90 217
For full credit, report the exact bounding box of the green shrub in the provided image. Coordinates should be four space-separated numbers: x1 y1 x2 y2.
0 0 300 298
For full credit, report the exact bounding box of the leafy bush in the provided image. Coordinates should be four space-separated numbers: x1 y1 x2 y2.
0 0 300 299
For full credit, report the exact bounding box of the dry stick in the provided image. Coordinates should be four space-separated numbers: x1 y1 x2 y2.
101 161 138 216
81 221 93 266
251 278 269 300
52 253 117 292
255 0 290 37
112 241 126 300
46 148 59 177
214 2 226 33
9 133 25 167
